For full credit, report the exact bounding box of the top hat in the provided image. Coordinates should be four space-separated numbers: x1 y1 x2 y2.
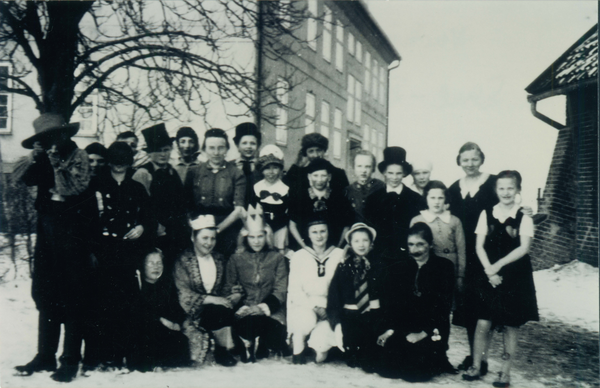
22 114 80 150
377 147 412 176
142 123 174 152
233 122 261 145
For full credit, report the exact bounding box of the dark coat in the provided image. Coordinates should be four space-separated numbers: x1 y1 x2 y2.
364 186 422 257
284 163 350 195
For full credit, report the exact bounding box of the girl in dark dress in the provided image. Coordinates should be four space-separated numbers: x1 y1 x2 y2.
447 142 498 373
463 171 538 387
128 249 190 372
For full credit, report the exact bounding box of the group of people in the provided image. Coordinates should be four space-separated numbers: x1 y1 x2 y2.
13 113 539 387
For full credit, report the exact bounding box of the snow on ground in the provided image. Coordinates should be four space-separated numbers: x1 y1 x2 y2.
534 261 599 332
0 238 597 387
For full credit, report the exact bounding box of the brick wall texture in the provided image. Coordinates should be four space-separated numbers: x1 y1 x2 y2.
531 85 598 269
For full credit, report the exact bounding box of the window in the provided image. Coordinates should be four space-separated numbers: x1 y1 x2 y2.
335 20 344 72
322 6 332 62
356 41 362 63
372 60 379 102
363 124 370 143
348 32 355 56
378 131 385 148
333 108 343 159
305 92 316 134
0 64 12 134
346 75 355 122
320 101 330 138
70 92 98 137
276 78 289 145
379 65 386 103
354 81 362 125
365 51 371 95
307 0 318 51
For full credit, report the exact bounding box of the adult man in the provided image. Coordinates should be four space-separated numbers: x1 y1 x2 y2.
84 142 108 178
14 114 94 382
283 133 349 194
171 126 201 183
133 124 189 268
376 223 455 381
345 150 385 223
232 122 262 204
116 131 150 169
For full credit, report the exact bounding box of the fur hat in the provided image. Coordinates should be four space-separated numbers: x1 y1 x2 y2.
142 123 174 152
378 147 412 176
258 145 285 171
306 158 334 174
233 122 261 146
22 114 80 149
301 133 329 156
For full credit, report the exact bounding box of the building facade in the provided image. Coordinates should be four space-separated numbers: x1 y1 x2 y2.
525 25 598 268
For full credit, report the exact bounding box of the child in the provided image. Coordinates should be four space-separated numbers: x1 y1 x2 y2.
327 223 383 372
462 170 538 387
410 181 466 285
253 145 289 253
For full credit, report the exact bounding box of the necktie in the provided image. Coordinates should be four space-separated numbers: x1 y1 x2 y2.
242 160 252 176
355 280 370 314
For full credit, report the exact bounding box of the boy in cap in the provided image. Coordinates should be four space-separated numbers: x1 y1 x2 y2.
171 126 201 183
232 122 262 204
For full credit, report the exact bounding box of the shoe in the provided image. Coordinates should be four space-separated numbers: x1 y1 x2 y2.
15 354 57 376
481 360 489 376
457 355 473 371
462 366 481 381
439 359 459 375
493 372 510 387
292 354 306 365
240 343 256 364
255 339 270 360
51 364 79 382
214 347 237 367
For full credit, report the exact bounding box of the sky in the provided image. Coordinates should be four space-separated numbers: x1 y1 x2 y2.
366 1 597 210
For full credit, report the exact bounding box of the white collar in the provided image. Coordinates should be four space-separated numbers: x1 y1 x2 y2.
408 183 424 195
492 203 520 223
460 173 489 199
254 179 289 195
386 184 404 195
420 209 451 224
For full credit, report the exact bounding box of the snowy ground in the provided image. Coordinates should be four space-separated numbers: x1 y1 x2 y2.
0 235 598 387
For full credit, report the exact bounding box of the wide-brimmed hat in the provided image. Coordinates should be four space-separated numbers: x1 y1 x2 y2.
345 222 377 244
22 114 80 149
258 144 284 171
233 122 261 145
378 147 412 176
190 214 217 231
301 133 329 156
142 123 174 152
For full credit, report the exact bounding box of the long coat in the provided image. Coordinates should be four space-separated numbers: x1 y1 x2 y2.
173 249 227 328
224 249 288 325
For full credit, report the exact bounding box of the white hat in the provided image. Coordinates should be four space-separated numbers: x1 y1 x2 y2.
344 223 377 244
411 159 433 173
190 214 216 231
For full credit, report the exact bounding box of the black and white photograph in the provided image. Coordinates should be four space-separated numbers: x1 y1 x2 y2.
0 1 597 387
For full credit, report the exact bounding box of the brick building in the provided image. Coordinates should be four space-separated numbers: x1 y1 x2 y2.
525 25 598 268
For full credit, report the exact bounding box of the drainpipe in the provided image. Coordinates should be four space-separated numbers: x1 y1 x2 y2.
255 1 265 131
386 60 400 147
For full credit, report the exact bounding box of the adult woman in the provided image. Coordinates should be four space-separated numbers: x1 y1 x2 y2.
185 128 246 258
224 213 288 362
174 215 237 367
287 218 345 364
462 171 538 387
128 249 190 372
447 142 498 373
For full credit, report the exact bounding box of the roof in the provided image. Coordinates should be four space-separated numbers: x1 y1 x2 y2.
526 24 597 96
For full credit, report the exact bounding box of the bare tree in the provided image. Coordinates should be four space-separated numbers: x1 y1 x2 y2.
0 0 317 135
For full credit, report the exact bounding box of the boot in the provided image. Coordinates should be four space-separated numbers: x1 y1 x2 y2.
255 337 269 360
214 346 237 367
239 337 256 364
15 354 57 376
51 364 79 382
